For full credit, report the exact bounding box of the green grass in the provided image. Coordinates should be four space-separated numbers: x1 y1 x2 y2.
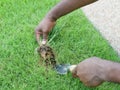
0 0 120 90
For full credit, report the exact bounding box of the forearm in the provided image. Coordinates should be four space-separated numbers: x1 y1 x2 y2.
107 63 120 83
46 0 98 21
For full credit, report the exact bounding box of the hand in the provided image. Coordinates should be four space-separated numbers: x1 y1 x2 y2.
35 17 56 45
71 57 108 87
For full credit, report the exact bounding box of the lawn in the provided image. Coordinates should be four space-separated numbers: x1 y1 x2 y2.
0 0 120 90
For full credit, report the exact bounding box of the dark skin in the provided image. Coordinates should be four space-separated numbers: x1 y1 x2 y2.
71 57 120 87
35 0 120 87
35 0 98 45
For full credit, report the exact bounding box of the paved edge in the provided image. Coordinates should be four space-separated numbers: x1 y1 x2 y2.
82 0 120 56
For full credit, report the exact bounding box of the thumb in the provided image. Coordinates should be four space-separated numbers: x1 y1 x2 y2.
42 32 48 45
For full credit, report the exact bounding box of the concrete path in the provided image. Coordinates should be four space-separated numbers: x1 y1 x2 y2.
82 0 120 55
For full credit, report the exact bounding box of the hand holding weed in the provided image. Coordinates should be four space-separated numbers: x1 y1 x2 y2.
35 17 56 45
35 0 97 45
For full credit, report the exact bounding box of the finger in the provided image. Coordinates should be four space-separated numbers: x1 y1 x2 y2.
35 29 42 45
41 40 46 45
42 32 48 45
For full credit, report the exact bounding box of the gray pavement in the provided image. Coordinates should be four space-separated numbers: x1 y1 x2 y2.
82 0 120 55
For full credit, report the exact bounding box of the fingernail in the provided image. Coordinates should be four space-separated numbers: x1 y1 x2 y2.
42 40 46 45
